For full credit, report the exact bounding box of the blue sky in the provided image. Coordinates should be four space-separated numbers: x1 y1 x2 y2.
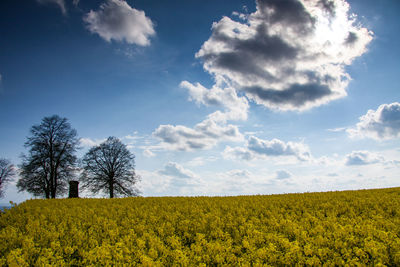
0 0 399 203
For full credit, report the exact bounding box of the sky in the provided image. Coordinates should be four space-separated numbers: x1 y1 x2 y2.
0 0 399 203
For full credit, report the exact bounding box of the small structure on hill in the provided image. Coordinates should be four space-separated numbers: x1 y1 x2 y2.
69 181 79 198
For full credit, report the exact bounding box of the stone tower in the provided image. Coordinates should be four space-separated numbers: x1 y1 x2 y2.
69 181 79 198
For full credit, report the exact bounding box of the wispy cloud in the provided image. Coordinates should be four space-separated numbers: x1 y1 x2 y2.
327 127 347 132
186 156 218 167
36 0 67 15
327 173 339 177
84 0 155 46
80 132 146 150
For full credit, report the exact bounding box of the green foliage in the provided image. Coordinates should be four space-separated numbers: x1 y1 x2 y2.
1 188 400 265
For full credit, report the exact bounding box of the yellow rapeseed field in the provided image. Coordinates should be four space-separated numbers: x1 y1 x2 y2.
1 187 400 266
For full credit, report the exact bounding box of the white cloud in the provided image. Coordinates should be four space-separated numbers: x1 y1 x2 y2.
153 115 243 151
186 157 206 167
134 148 400 196
248 136 311 161
223 136 311 162
345 150 384 166
223 145 254 161
226 169 252 179
123 133 140 141
347 102 400 140
232 11 248 21
37 0 67 14
84 0 155 46
122 132 144 148
327 127 347 132
186 156 217 167
136 169 171 196
195 0 373 111
79 137 106 148
142 149 155 158
180 81 249 121
157 162 204 191
213 169 257 195
137 163 205 196
211 168 289 195
138 168 205 196
80 132 148 151
158 162 196 179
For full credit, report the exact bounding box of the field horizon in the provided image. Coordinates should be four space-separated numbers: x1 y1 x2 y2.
2 186 400 265
6 185 400 203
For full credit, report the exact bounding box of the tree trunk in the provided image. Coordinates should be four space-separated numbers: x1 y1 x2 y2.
49 137 55 199
51 171 57 199
109 178 114 198
49 175 54 198
51 188 56 199
45 189 50 199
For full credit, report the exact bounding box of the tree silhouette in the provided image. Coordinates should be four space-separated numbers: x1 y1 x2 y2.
0 158 15 198
80 136 140 198
17 115 79 199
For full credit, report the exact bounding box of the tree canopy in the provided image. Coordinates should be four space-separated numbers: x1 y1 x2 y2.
17 115 79 199
0 158 15 198
80 136 140 198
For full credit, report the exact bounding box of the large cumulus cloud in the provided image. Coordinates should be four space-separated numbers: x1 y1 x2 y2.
348 102 400 140
84 0 155 46
196 0 373 111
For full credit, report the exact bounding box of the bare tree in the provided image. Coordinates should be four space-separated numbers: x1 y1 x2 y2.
81 136 140 198
0 158 15 198
17 115 79 199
